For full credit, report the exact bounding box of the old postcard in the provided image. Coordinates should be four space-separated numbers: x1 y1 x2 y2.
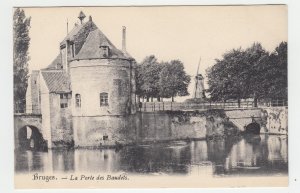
13 5 288 188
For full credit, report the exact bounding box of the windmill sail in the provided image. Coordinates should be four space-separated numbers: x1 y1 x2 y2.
193 57 201 98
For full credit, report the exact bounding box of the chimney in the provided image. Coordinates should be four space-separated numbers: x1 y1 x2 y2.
122 26 126 52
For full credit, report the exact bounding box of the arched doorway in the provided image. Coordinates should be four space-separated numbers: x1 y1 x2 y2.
18 125 47 151
245 122 261 135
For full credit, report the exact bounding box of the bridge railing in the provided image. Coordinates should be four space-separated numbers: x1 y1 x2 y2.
138 100 287 112
14 105 41 114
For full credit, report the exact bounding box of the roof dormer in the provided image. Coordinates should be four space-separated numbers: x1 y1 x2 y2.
99 42 110 58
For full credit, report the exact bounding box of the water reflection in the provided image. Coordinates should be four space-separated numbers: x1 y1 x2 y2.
15 135 288 176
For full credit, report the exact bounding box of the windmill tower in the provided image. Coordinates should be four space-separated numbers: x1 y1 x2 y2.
193 58 206 99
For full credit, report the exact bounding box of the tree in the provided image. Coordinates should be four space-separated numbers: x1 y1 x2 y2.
159 60 191 102
206 48 248 106
243 43 269 107
13 8 31 113
206 42 287 107
265 42 287 100
136 55 164 101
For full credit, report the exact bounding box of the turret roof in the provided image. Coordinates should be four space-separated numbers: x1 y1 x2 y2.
44 18 131 70
74 29 127 60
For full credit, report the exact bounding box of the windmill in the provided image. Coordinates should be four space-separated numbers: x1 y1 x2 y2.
193 57 206 100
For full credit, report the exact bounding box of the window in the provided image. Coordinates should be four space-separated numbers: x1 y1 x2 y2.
57 63 63 69
60 93 71 108
113 79 122 96
99 45 110 58
103 135 108 140
100 92 108 106
75 94 81 108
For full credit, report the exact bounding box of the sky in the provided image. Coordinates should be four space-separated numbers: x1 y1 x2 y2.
22 6 287 101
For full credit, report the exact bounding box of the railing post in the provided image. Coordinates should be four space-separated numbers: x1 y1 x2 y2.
144 103 146 112
171 102 173 111
163 102 164 111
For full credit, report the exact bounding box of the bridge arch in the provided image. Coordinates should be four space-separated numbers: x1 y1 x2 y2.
18 125 47 150
14 114 48 151
244 122 261 135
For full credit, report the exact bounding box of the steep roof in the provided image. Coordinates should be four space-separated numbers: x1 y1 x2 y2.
74 29 127 60
44 15 132 71
41 71 71 93
60 21 89 45
43 53 62 70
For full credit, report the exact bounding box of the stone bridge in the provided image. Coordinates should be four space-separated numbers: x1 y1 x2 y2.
14 114 48 150
224 107 288 135
224 109 264 133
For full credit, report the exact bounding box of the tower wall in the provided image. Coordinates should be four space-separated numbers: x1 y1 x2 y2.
69 58 136 147
69 58 136 117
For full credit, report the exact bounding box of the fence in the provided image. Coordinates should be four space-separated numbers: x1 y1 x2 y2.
139 99 287 112
14 99 287 113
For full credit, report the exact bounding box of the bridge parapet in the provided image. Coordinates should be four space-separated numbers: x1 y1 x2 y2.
14 113 45 150
224 107 287 134
14 113 42 117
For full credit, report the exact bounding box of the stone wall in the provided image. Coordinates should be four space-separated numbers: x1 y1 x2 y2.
72 115 137 147
49 93 73 147
56 107 288 148
138 111 212 141
261 107 288 134
40 74 52 148
14 114 43 149
71 110 238 147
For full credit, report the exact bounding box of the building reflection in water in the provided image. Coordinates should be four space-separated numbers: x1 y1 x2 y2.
220 135 288 176
52 150 75 173
15 135 288 176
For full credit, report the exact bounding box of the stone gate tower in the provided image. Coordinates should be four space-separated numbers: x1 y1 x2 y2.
26 11 137 148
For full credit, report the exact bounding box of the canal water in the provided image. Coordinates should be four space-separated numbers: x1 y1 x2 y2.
15 134 288 177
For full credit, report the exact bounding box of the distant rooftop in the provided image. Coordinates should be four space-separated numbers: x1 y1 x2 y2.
41 71 71 93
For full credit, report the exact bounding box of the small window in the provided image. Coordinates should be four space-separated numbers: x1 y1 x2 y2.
113 79 122 96
57 63 63 69
60 93 71 108
75 94 81 108
100 45 110 58
100 92 108 106
103 135 108 140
